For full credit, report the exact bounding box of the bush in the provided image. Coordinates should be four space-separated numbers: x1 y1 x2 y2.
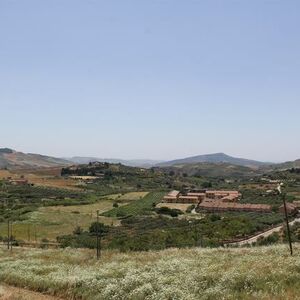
155 207 183 218
256 232 280 246
89 222 109 235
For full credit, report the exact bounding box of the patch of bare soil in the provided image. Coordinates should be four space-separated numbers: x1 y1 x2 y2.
0 285 62 300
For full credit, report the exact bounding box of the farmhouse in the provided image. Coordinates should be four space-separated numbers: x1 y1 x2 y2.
178 195 200 204
163 196 179 203
186 193 206 201
198 202 272 213
205 190 241 202
163 190 180 203
162 189 241 204
161 189 273 213
168 190 180 198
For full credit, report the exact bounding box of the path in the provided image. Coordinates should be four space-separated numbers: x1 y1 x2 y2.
0 284 62 300
226 217 300 246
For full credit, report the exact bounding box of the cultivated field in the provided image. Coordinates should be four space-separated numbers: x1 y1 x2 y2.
103 192 165 217
0 168 80 190
0 244 300 299
102 191 149 202
0 200 122 241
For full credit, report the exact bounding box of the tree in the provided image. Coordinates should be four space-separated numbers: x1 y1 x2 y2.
169 170 175 176
89 222 108 235
202 181 212 188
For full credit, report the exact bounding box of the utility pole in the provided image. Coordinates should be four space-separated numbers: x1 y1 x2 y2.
96 210 101 260
278 183 293 256
7 220 10 250
282 193 293 256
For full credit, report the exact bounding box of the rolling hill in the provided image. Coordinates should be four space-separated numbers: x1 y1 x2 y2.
157 152 271 168
0 148 71 169
65 156 163 168
159 162 261 177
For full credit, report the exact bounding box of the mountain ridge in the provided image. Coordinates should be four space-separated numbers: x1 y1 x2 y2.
1 148 299 171
156 152 272 168
0 148 71 169
64 156 164 168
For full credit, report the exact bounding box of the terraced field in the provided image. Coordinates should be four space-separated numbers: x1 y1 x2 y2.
0 192 151 242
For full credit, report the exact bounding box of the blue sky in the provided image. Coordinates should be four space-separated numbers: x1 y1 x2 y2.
1 1 300 162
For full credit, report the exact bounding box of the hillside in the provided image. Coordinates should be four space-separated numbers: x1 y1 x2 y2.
0 245 299 299
0 148 70 169
158 153 270 168
65 156 163 168
268 159 300 171
160 162 261 177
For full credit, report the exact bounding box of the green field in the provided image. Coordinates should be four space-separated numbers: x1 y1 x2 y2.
0 244 300 299
102 191 165 218
0 200 120 242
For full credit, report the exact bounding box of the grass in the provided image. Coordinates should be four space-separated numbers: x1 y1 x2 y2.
0 191 153 242
118 191 149 201
103 191 149 202
102 191 165 218
0 244 300 299
0 200 120 241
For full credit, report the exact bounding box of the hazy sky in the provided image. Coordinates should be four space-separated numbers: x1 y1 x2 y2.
1 1 300 162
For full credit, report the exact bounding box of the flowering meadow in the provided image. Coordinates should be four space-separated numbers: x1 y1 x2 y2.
0 245 300 299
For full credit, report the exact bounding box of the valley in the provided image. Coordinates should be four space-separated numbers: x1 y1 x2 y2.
1 151 300 298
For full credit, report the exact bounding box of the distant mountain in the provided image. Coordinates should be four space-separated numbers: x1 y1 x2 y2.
0 148 71 169
159 162 261 178
263 159 300 171
65 157 164 168
157 153 271 168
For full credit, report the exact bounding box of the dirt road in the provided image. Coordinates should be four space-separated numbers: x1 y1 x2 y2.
0 284 61 300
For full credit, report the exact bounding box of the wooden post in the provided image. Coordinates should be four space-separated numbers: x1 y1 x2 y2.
96 210 101 259
282 193 293 256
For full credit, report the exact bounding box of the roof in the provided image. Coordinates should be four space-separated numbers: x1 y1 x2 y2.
163 196 178 200
178 196 199 200
206 190 240 194
187 193 206 197
167 190 180 197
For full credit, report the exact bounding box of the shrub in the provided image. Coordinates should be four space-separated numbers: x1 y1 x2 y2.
155 207 183 218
